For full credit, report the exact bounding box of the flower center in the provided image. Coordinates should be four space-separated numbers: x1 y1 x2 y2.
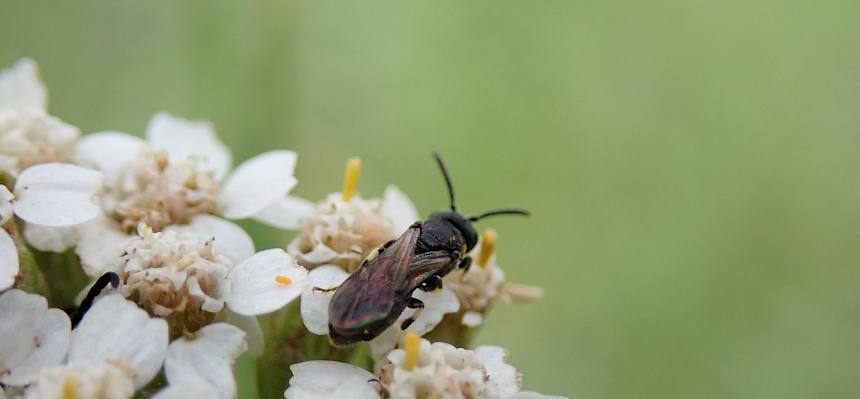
340 157 362 202
275 275 293 285
403 331 421 370
477 229 497 268
122 225 232 336
109 149 219 233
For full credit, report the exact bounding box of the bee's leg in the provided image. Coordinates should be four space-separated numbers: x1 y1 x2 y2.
458 256 473 272
400 297 425 330
312 286 339 293
419 275 443 292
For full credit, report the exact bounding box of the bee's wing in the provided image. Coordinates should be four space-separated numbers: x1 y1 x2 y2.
329 225 422 327
404 250 457 292
372 223 422 287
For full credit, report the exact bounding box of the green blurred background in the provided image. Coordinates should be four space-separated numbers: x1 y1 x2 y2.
3 1 860 397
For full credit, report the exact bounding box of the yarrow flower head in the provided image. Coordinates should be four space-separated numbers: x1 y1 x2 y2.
73 112 304 272
443 229 544 328
0 59 79 177
115 223 308 337
287 157 418 272
285 332 567 399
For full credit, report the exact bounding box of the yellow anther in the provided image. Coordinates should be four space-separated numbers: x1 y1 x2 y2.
275 275 293 285
341 157 362 202
477 229 497 268
62 376 76 399
403 331 421 370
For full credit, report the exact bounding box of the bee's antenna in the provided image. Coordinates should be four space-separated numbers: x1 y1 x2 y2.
468 208 530 222
432 152 457 211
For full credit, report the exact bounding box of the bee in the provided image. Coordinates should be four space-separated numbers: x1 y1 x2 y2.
326 153 529 346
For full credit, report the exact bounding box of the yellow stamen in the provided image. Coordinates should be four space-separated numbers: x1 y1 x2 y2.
341 157 362 202
403 331 421 370
62 376 76 399
275 275 293 285
477 229 497 268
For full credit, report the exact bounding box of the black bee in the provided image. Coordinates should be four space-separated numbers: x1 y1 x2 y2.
326 153 528 346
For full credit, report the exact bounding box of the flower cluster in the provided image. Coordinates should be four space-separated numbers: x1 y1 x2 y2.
0 58 565 399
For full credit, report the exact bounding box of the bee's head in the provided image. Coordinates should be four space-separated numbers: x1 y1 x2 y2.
434 211 479 252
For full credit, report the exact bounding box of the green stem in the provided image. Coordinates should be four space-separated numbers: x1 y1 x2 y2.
255 303 373 399
33 249 89 310
6 220 49 297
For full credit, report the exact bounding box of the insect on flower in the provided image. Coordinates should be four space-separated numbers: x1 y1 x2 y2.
326 153 529 346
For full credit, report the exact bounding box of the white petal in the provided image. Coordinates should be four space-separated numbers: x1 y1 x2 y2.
146 112 232 180
407 288 460 335
0 58 46 111
285 361 380 399
0 290 71 386
251 195 314 230
0 229 18 291
462 311 484 327
164 323 246 399
382 185 419 234
165 215 254 265
227 249 308 315
69 294 168 389
0 185 13 225
300 266 349 335
13 163 103 227
22 223 76 252
475 346 521 399
74 216 134 277
152 378 220 399
224 310 264 357
218 151 298 220
75 131 147 181
293 242 339 265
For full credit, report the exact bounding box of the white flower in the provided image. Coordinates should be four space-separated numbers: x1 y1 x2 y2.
287 185 418 272
445 230 544 328
0 58 46 111
23 294 169 399
0 164 103 290
66 294 168 388
108 224 306 336
0 290 71 386
118 225 234 333
0 59 79 177
284 360 380 399
73 112 303 269
24 361 135 399
76 113 302 231
379 334 568 399
160 323 247 399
